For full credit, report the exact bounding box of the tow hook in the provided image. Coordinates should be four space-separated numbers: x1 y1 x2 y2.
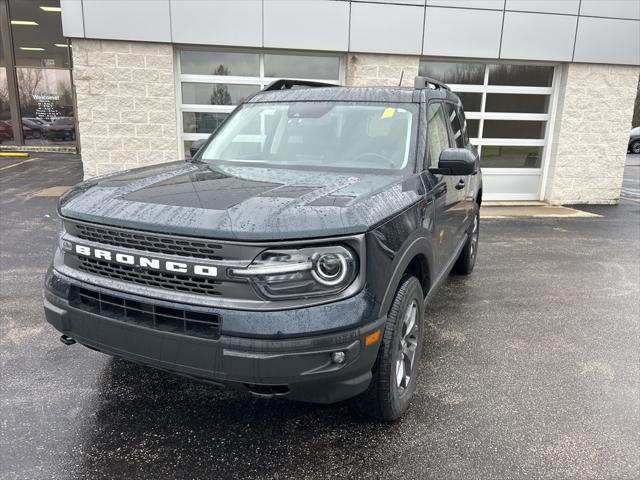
60 335 76 346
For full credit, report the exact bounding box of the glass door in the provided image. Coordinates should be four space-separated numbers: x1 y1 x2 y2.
0 0 76 149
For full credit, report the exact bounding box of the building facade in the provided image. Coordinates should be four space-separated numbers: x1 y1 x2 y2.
6 0 640 203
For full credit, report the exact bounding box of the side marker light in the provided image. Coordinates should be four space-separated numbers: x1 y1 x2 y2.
365 329 381 347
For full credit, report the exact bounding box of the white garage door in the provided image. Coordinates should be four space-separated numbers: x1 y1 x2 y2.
176 48 343 159
419 60 559 201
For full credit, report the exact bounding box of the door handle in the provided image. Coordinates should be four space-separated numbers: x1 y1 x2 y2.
455 179 465 190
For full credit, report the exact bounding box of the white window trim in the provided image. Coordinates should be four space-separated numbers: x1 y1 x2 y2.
449 84 553 95
180 74 341 86
471 138 546 146
174 48 184 159
482 168 543 175
466 112 549 121
181 105 236 113
175 48 345 160
539 65 563 201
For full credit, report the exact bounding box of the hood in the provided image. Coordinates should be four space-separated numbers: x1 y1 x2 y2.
59 161 425 241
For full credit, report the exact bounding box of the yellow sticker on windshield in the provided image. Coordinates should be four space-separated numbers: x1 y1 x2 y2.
381 107 396 119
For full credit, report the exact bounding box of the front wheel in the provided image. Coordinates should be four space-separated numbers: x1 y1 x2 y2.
631 140 640 154
453 202 480 275
354 275 424 421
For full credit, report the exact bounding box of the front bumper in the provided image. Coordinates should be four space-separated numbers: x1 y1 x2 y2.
44 269 384 404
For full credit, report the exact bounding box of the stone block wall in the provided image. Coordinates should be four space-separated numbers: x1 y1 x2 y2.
545 63 640 204
72 39 179 179
346 53 419 87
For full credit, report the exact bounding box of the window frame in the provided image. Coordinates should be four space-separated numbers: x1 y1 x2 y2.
175 46 345 159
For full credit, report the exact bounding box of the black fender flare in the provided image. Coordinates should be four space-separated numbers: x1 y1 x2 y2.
378 236 436 317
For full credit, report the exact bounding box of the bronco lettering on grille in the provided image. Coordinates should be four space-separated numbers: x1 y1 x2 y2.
73 244 218 277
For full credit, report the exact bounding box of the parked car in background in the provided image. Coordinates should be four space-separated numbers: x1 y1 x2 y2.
0 121 11 140
0 120 32 139
45 117 75 141
629 127 640 154
22 118 49 139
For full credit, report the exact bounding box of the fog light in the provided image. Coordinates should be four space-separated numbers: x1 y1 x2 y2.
331 351 346 364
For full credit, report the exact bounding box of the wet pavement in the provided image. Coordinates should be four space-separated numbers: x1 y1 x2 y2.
1 154 639 479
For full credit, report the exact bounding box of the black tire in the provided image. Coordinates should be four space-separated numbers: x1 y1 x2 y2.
354 275 424 421
453 202 480 275
32 130 41 139
631 140 640 154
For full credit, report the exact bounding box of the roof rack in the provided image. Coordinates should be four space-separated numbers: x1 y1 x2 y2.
263 79 339 91
414 76 451 91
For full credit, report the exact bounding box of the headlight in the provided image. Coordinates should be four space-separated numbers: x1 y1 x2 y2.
230 245 357 300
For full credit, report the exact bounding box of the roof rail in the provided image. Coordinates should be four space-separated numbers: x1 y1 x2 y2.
263 79 339 92
414 76 451 91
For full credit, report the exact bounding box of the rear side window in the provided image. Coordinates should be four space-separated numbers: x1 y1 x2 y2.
426 102 450 168
446 103 465 148
456 105 470 144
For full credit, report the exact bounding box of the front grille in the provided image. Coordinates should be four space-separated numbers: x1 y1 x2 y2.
73 223 223 260
70 287 221 339
78 257 221 296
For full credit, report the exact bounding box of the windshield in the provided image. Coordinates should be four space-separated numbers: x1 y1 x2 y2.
200 102 417 171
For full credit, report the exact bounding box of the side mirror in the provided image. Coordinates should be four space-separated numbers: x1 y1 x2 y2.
432 148 476 175
189 138 207 158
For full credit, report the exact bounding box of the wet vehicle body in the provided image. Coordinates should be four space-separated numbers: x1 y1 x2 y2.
44 78 482 419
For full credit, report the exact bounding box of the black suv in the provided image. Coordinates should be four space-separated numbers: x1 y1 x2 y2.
44 77 482 420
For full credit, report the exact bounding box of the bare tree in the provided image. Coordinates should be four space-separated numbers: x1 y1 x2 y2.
210 65 232 105
16 68 44 116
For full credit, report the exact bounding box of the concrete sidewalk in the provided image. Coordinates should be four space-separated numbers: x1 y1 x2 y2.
481 204 600 219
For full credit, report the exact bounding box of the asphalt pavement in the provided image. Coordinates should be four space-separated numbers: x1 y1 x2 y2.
1 154 639 480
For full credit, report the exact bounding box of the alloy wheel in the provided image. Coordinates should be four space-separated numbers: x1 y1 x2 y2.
396 300 419 392
470 212 479 260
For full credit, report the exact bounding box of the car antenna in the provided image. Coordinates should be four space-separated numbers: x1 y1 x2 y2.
398 69 404 86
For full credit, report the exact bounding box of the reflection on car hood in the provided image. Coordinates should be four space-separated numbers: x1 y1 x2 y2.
59 161 425 240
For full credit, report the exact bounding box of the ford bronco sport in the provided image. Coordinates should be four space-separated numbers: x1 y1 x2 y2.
44 77 482 420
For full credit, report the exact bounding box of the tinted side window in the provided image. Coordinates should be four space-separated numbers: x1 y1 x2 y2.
456 105 470 144
446 103 464 148
427 102 450 168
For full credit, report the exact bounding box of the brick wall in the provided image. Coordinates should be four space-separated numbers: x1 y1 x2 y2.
72 39 179 179
346 53 418 87
545 63 640 204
